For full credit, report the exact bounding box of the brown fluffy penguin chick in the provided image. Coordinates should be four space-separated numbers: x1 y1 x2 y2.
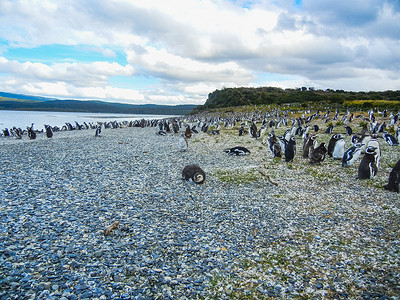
182 164 205 184
185 125 192 139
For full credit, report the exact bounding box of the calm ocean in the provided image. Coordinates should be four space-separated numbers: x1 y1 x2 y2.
0 110 177 130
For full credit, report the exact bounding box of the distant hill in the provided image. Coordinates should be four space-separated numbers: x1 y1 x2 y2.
191 87 400 113
0 92 197 115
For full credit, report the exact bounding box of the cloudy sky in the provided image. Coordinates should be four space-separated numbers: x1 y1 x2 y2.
0 0 399 105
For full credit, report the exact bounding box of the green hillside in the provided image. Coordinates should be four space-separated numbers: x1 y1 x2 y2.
191 87 400 113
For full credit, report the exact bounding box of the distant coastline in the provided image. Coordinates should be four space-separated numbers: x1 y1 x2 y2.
0 91 197 115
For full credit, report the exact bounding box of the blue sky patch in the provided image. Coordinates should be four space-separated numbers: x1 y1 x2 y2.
3 44 127 65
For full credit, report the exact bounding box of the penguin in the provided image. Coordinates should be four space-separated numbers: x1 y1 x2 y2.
156 130 167 136
309 143 327 164
267 132 282 158
342 143 363 167
303 135 317 158
327 134 342 157
351 135 361 146
285 136 296 162
184 125 192 139
344 126 353 136
224 146 250 156
178 133 188 152
325 125 334 134
358 146 378 179
182 164 205 184
3 128 10 137
383 133 399 146
27 124 36 140
250 122 257 138
95 124 102 137
45 125 53 138
367 137 381 168
332 136 346 160
312 124 319 133
383 159 400 193
238 124 246 136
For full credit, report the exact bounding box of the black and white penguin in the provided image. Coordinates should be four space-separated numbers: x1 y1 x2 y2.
225 146 250 156
95 124 102 137
178 133 188 152
342 143 363 167
351 135 361 146
156 130 167 136
303 135 317 158
3 128 10 137
250 122 257 138
367 136 381 168
325 125 334 134
358 146 378 179
383 133 399 146
327 134 342 157
383 159 400 193
182 164 206 184
312 124 319 133
285 136 296 162
309 143 327 164
332 136 346 160
238 124 246 136
267 132 282 158
27 124 36 140
44 125 53 138
344 126 353 136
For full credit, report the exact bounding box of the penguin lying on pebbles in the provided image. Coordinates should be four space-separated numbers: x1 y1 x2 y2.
358 146 378 179
384 159 400 193
182 164 205 184
225 146 250 156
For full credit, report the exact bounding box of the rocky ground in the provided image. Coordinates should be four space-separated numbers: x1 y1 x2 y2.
0 115 399 299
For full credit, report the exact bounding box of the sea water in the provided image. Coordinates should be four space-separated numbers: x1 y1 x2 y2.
0 110 177 130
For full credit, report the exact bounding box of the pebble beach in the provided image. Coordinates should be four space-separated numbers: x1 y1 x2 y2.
0 120 399 299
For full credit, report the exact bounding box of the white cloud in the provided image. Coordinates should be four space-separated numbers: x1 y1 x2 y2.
0 0 399 105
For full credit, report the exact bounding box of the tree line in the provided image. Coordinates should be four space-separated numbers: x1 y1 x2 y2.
191 87 400 113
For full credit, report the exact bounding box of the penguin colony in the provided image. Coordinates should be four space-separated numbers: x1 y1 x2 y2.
1 108 399 192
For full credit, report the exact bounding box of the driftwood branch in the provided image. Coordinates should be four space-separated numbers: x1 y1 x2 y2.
258 169 279 186
104 221 119 236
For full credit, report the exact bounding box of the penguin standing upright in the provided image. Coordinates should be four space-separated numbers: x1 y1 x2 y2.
344 126 353 136
383 159 400 192
267 132 282 158
303 135 316 158
285 136 296 162
328 134 342 157
182 164 206 184
367 136 381 168
250 122 257 138
383 133 399 146
358 146 378 179
332 136 346 160
178 133 188 152
342 143 363 167
184 125 192 139
27 123 36 140
45 125 53 138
